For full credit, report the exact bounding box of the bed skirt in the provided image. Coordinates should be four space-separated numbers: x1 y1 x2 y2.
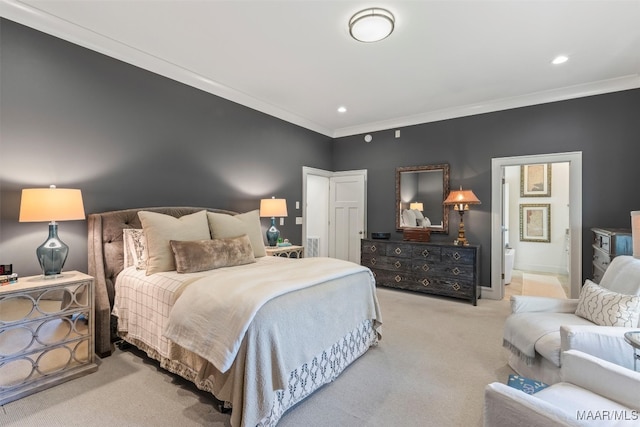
120 318 378 426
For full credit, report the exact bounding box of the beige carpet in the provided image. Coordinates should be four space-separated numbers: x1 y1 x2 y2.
522 273 567 299
0 288 514 427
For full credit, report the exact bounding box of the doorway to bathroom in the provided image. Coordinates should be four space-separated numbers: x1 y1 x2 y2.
502 162 570 300
487 152 583 301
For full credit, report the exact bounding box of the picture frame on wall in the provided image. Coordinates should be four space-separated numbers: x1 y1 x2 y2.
520 163 551 197
520 203 551 243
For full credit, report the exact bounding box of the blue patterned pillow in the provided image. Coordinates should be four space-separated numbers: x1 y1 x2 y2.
575 279 640 327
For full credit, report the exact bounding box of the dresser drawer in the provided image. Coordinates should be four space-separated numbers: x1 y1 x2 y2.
441 247 477 265
362 240 386 255
592 248 612 272
385 242 413 258
362 254 412 272
593 233 611 255
372 269 414 288
411 245 441 261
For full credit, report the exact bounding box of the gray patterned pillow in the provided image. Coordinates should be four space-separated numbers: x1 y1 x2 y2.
575 279 640 327
123 229 148 270
170 234 256 274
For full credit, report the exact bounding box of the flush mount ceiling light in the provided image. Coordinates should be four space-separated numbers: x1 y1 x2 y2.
552 55 569 65
349 8 395 43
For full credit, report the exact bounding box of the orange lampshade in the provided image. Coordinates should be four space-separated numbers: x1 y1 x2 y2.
259 198 288 217
443 188 481 206
19 186 85 222
409 202 424 211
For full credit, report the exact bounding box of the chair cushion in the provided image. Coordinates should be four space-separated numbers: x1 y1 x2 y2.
535 383 635 427
533 315 595 367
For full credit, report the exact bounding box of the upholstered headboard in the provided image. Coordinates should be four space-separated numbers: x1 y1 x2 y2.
87 207 237 357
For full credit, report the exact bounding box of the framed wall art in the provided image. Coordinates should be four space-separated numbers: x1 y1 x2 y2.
520 203 551 243
520 163 551 197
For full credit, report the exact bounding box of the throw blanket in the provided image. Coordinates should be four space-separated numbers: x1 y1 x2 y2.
502 312 571 365
164 257 375 372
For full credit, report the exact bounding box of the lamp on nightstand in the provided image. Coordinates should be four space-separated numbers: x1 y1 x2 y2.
260 197 288 247
409 202 424 211
19 185 85 277
443 186 481 246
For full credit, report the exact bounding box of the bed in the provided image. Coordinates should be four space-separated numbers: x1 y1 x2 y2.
87 207 382 427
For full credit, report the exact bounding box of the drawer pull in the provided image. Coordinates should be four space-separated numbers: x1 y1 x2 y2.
371 245 377 252
452 252 461 260
394 247 402 255
394 261 402 269
421 278 430 287
452 282 461 291
421 249 430 258
421 264 430 272
452 267 461 275
394 275 402 283
370 258 377 265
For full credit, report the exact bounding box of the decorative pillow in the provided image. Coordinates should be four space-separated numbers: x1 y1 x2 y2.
575 279 640 327
207 210 266 257
412 209 431 227
123 228 148 270
138 210 211 275
402 209 417 227
170 235 256 274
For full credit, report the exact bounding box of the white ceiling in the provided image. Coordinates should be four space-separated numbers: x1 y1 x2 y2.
2 0 639 138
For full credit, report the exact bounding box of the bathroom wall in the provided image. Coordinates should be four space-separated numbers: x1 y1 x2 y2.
505 162 570 274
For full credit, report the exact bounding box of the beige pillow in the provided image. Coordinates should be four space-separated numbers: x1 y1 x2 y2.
170 235 256 273
575 279 640 327
207 210 266 257
138 210 211 275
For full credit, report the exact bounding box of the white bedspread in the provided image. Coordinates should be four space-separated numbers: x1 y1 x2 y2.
164 257 373 372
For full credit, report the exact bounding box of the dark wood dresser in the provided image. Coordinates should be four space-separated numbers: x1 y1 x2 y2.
361 239 480 305
591 227 632 283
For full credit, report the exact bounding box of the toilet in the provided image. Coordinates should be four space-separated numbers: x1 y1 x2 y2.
504 247 515 285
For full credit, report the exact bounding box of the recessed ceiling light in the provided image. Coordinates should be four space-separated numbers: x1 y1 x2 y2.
349 8 395 43
552 55 569 65
337 106 347 113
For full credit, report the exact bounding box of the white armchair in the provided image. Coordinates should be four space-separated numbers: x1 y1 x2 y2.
503 256 640 385
484 350 640 427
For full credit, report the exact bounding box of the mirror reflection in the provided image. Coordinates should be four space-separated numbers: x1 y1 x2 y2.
396 164 450 233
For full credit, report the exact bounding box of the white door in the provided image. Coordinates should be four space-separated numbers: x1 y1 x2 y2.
302 167 366 263
329 173 366 262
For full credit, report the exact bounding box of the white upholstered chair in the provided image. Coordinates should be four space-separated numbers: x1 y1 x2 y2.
503 256 640 385
484 350 640 427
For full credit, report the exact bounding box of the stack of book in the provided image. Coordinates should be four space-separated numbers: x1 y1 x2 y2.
0 264 18 285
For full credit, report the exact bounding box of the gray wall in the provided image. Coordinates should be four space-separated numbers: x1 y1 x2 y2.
2 19 639 288
0 19 332 276
333 89 640 286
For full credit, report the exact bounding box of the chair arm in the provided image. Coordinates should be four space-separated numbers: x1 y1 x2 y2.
510 296 579 314
484 383 580 427
562 350 640 411
560 325 637 370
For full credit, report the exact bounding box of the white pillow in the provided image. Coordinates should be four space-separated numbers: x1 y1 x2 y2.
402 209 417 227
575 279 640 327
138 210 211 275
412 209 431 227
123 228 148 270
207 210 266 257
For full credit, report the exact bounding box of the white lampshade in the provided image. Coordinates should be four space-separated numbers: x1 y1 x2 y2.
259 198 288 218
19 186 85 222
349 8 395 43
632 211 640 258
409 202 424 211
